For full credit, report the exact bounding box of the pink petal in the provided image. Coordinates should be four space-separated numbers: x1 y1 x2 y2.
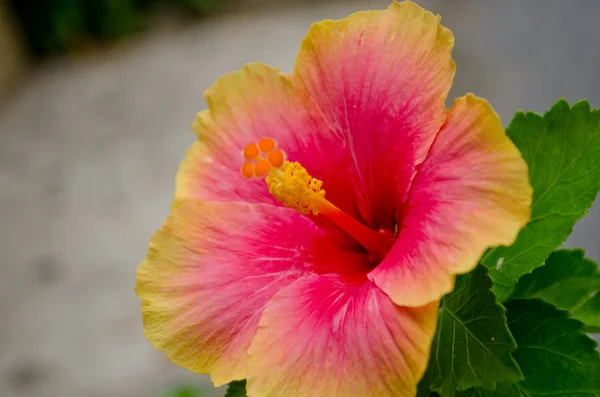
246 274 438 397
370 95 532 307
294 1 455 231
135 201 366 385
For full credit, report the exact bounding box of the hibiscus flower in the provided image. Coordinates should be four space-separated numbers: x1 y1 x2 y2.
135 2 532 396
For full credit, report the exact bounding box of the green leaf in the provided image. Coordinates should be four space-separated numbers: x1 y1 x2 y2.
454 384 528 397
224 380 247 397
160 384 203 397
456 299 600 397
511 249 600 328
482 99 600 301
422 266 522 397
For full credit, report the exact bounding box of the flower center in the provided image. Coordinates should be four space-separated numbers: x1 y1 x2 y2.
241 138 394 261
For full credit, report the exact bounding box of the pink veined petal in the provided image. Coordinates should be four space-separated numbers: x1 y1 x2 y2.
295 1 455 231
370 94 532 307
135 201 366 386
246 274 439 397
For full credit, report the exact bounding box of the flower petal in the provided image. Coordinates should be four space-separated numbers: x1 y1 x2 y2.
135 201 364 385
246 274 438 397
370 94 532 307
295 0 455 230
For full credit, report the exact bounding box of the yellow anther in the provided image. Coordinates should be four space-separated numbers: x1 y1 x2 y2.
266 161 325 215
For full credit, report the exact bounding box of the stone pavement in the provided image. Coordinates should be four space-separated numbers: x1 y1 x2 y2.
0 1 598 396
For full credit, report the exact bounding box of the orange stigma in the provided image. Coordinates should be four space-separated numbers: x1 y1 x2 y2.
240 138 394 259
243 143 259 160
240 137 286 179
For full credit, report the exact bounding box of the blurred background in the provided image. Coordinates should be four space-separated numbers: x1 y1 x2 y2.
0 0 599 396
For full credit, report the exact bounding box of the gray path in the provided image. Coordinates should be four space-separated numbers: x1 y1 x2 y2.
0 1 598 396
